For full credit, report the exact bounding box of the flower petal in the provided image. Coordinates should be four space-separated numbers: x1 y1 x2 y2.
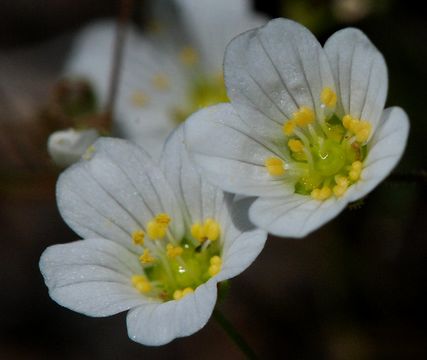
57 137 184 251
324 28 388 131
64 20 115 107
47 128 99 167
161 125 225 229
39 238 150 317
185 103 295 197
126 278 217 345
347 107 409 202
249 194 348 238
175 0 267 73
224 18 335 140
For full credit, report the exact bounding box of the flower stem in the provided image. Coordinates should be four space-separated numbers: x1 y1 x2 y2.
213 308 258 359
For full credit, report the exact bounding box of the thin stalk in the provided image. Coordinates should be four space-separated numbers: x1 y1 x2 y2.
213 308 258 360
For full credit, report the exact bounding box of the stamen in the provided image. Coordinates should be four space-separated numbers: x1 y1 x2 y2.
151 73 170 91
139 249 155 264
131 275 152 293
311 186 332 200
265 157 286 176
292 106 315 127
173 287 194 300
208 255 222 277
147 213 171 240
283 119 296 136
132 230 145 245
179 46 199 66
320 87 337 108
166 243 183 259
131 90 149 107
288 139 304 153
191 219 221 243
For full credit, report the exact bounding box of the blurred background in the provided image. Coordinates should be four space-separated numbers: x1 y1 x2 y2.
1 0 426 358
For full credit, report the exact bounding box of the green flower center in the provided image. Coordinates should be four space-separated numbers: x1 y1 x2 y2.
265 88 371 200
172 73 228 124
131 215 222 301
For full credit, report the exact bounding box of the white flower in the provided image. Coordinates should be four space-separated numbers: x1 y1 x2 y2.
39 126 266 346
47 128 99 167
65 0 266 158
185 18 409 238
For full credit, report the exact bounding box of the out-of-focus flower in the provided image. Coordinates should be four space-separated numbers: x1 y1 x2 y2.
185 18 409 238
39 127 266 345
65 0 266 158
47 128 99 167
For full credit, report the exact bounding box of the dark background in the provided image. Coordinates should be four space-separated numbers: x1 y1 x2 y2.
1 0 426 358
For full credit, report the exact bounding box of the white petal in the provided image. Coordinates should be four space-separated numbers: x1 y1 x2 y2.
57 137 184 251
161 125 225 229
39 238 150 317
114 35 189 159
185 103 294 197
249 194 348 238
47 128 99 167
324 28 388 131
126 278 217 345
162 125 267 280
218 226 266 281
347 107 409 202
224 18 335 139
175 0 267 73
64 20 116 107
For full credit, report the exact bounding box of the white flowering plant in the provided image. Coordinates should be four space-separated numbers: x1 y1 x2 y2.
185 18 409 238
39 126 266 345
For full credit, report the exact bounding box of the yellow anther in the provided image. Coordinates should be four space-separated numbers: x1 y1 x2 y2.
151 73 170 91
288 139 304 152
349 161 363 181
155 213 171 226
208 264 221 277
173 287 194 300
354 121 372 142
283 120 296 136
179 46 199 65
166 243 183 259
131 275 152 293
182 287 194 296
349 170 360 181
293 106 315 126
147 220 167 240
82 145 95 161
191 223 204 242
342 114 354 129
333 184 348 197
351 161 363 171
320 87 337 108
204 218 220 241
131 90 149 107
311 186 332 201
132 230 145 245
210 255 222 266
173 289 183 300
334 175 349 188
265 157 286 177
191 219 221 242
139 249 155 264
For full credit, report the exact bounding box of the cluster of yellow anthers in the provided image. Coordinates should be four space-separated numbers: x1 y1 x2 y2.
190 218 221 243
264 87 371 201
342 115 372 143
130 212 223 301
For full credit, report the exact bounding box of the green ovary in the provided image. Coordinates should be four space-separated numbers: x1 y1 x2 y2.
144 240 220 301
172 74 228 123
292 117 367 198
